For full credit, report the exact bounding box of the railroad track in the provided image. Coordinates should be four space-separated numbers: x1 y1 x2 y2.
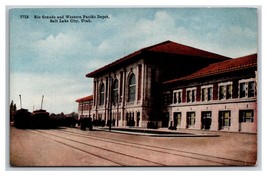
28 128 255 166
28 130 165 166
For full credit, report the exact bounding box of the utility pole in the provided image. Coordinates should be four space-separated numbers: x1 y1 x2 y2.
19 94 22 109
117 94 119 127
41 95 44 110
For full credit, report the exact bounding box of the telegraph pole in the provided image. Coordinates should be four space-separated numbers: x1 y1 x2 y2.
41 95 44 110
19 94 22 109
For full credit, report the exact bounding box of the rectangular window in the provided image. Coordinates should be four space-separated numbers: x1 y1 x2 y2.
100 84 105 106
173 92 177 104
163 93 170 105
226 84 232 99
219 86 225 100
240 83 246 98
248 81 255 97
201 86 213 101
239 110 254 123
192 90 195 102
187 90 191 102
187 112 195 126
178 92 182 103
201 88 206 101
186 89 196 103
219 111 231 128
219 83 232 100
208 87 213 101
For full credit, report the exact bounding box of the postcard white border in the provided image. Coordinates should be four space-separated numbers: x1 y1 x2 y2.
2 1 267 176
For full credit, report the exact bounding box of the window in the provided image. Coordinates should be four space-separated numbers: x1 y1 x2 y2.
201 86 213 101
186 88 196 103
239 79 256 98
111 79 118 104
173 90 182 104
226 84 232 99
79 104 83 111
219 86 225 100
173 92 177 104
239 110 254 123
99 83 105 105
192 90 195 102
178 92 182 103
201 88 206 101
239 82 246 98
248 81 255 97
219 111 231 128
187 112 195 126
187 90 191 102
128 73 136 102
219 82 232 100
163 92 170 105
208 87 213 101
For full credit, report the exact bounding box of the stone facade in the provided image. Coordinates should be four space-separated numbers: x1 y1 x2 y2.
162 54 257 133
85 41 257 133
90 59 151 127
75 95 93 120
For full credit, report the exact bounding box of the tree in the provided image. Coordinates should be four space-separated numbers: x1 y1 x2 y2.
10 100 16 122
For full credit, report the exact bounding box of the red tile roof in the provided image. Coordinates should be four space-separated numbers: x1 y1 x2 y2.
163 53 257 84
75 95 93 102
86 40 230 77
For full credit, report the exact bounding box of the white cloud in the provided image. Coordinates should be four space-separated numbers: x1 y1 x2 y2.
33 32 94 59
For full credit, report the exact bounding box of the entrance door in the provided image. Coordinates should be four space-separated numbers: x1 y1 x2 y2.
173 112 181 129
201 111 212 130
162 112 169 128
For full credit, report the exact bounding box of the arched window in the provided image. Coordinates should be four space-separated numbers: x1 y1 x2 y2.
128 73 136 102
99 83 105 105
112 79 118 104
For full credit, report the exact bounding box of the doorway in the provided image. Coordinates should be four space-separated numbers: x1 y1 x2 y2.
201 111 212 130
173 112 181 128
162 112 169 128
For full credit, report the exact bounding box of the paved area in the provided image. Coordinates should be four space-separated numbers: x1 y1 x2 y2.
9 126 257 167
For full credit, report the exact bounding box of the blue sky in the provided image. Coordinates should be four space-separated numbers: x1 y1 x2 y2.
9 8 258 114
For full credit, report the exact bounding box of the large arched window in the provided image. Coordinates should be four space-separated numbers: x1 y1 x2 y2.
128 73 136 102
99 83 105 105
111 79 118 104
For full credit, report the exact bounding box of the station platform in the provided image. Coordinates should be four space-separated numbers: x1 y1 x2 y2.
95 126 220 137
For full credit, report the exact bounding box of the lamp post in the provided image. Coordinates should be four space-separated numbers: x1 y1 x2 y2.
116 95 119 127
109 97 112 132
109 77 113 132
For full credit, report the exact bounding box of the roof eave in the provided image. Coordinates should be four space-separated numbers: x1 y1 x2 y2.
86 50 142 77
163 64 257 85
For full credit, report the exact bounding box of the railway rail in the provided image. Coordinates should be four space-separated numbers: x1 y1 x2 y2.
26 128 255 166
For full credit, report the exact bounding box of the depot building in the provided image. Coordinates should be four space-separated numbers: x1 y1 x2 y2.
85 41 257 133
